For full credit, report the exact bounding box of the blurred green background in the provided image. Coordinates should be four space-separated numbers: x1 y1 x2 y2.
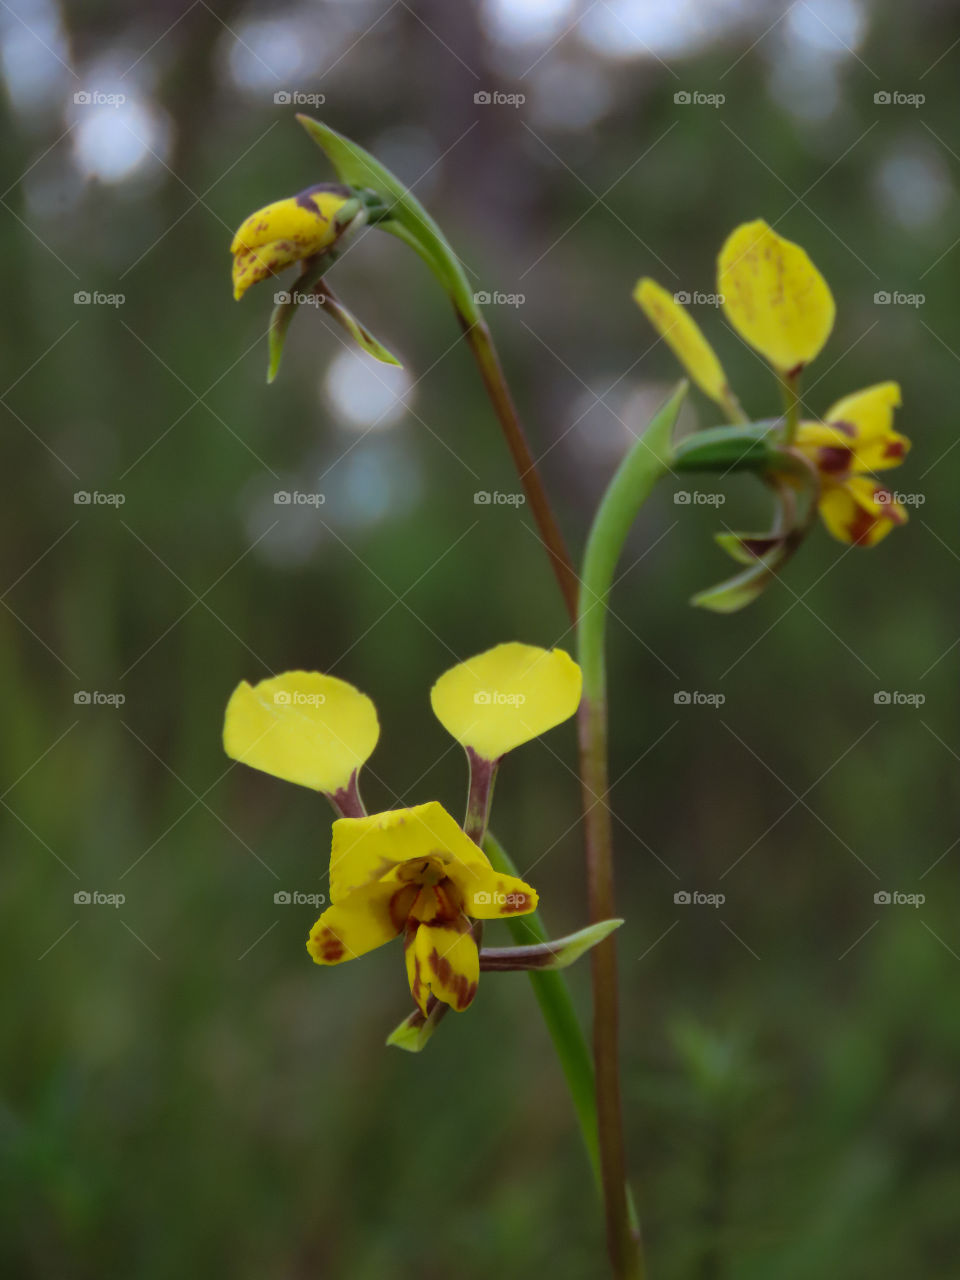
2 0 958 1276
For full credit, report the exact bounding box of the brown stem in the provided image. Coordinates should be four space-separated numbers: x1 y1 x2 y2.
459 313 580 623
579 695 643 1280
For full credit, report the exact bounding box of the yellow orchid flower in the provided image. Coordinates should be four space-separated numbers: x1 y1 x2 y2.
223 645 582 1021
794 382 910 546
718 219 835 375
222 671 378 810
307 802 538 1013
230 183 361 300
430 642 581 762
633 278 741 420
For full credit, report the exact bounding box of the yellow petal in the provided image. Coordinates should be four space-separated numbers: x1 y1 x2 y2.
430 643 581 761
818 475 907 546
459 863 538 919
230 185 357 300
329 801 494 904
306 879 407 966
633 278 731 408
825 382 909 471
405 917 479 1014
223 671 379 797
718 219 835 373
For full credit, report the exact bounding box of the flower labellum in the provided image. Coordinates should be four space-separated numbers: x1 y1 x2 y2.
794 382 909 546
307 802 539 1014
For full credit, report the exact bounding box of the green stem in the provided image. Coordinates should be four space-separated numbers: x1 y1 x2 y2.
484 831 602 1189
779 369 801 445
577 383 688 1280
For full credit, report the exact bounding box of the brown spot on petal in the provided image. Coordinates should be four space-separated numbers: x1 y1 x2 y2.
427 947 477 1010
816 445 853 475
315 929 345 962
404 920 426 1012
828 419 857 439
883 439 906 460
388 885 418 932
846 505 880 547
498 891 532 915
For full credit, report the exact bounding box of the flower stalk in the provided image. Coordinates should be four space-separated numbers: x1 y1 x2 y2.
779 368 801 445
459 316 580 622
577 383 688 1279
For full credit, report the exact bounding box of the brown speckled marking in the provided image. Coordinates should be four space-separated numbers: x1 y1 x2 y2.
316 930 345 962
404 919 425 1011
846 508 877 546
428 947 477 1010
388 885 418 932
883 439 905 460
498 892 531 915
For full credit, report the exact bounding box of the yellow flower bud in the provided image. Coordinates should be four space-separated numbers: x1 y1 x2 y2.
230 183 361 300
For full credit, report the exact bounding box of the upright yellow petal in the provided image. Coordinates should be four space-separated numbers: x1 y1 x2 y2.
329 802 493 904
306 879 406 966
430 643 581 761
633 278 732 409
405 917 479 1013
223 671 378 797
718 220 835 373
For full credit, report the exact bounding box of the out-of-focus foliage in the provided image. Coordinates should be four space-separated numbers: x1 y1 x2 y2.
1 1 958 1276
